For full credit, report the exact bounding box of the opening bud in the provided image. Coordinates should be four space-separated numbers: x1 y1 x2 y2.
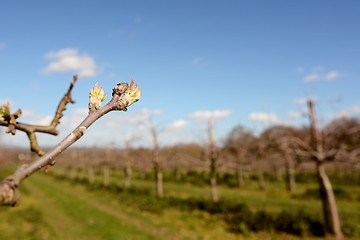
0 102 10 118
120 78 142 108
88 82 108 111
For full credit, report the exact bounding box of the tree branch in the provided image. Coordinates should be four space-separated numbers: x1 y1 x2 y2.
0 75 78 156
50 75 77 128
0 80 142 206
282 136 319 159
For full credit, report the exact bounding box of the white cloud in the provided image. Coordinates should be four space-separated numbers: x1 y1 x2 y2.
167 120 188 129
188 109 231 122
288 108 307 118
293 96 317 105
41 48 97 77
304 73 321 82
0 42 6 49
104 108 163 128
329 111 348 119
249 112 280 124
348 104 360 114
21 109 35 118
249 112 298 127
324 71 340 80
288 111 303 118
143 119 191 146
61 108 88 129
329 102 360 120
304 70 342 82
10 108 52 126
45 48 78 59
32 116 53 126
17 107 87 130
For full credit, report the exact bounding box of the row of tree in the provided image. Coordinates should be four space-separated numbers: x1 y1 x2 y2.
3 100 358 238
1 76 359 239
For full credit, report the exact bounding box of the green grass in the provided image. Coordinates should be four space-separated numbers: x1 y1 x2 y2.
1 167 360 239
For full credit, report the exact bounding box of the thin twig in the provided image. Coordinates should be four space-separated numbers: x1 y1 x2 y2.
0 81 140 206
0 75 78 156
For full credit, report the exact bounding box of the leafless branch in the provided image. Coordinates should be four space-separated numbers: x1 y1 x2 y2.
0 81 141 206
0 75 78 156
281 136 318 158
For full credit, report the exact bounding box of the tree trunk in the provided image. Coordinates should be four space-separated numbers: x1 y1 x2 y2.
151 126 163 198
257 168 265 190
208 119 219 203
153 156 163 198
70 167 77 180
285 155 295 193
210 176 218 203
275 168 282 182
88 167 94 185
175 168 182 180
123 139 133 189
308 99 344 239
210 157 219 202
236 167 244 188
77 167 84 181
256 156 265 190
124 163 132 188
140 169 146 179
317 163 343 239
156 171 163 199
103 166 109 188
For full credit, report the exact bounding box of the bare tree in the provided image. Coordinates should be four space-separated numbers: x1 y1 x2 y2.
261 125 299 193
188 110 232 202
285 99 344 238
161 143 204 179
123 135 137 188
248 136 267 190
208 119 219 202
307 99 343 239
150 124 164 198
103 148 112 188
0 79 142 206
223 125 254 188
281 142 296 193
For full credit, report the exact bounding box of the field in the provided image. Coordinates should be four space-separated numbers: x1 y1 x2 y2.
1 166 360 240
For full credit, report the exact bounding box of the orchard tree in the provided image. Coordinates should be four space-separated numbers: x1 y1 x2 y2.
223 125 254 188
188 110 231 203
322 117 360 181
247 135 267 190
123 134 138 188
307 99 344 239
138 116 164 199
323 117 360 153
0 77 142 206
286 99 344 239
208 118 219 202
261 125 299 193
161 143 204 179
150 123 164 198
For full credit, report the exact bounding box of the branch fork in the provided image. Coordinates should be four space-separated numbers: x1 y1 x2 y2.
0 75 78 156
0 79 142 206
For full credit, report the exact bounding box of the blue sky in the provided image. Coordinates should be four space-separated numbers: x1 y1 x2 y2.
1 1 360 149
